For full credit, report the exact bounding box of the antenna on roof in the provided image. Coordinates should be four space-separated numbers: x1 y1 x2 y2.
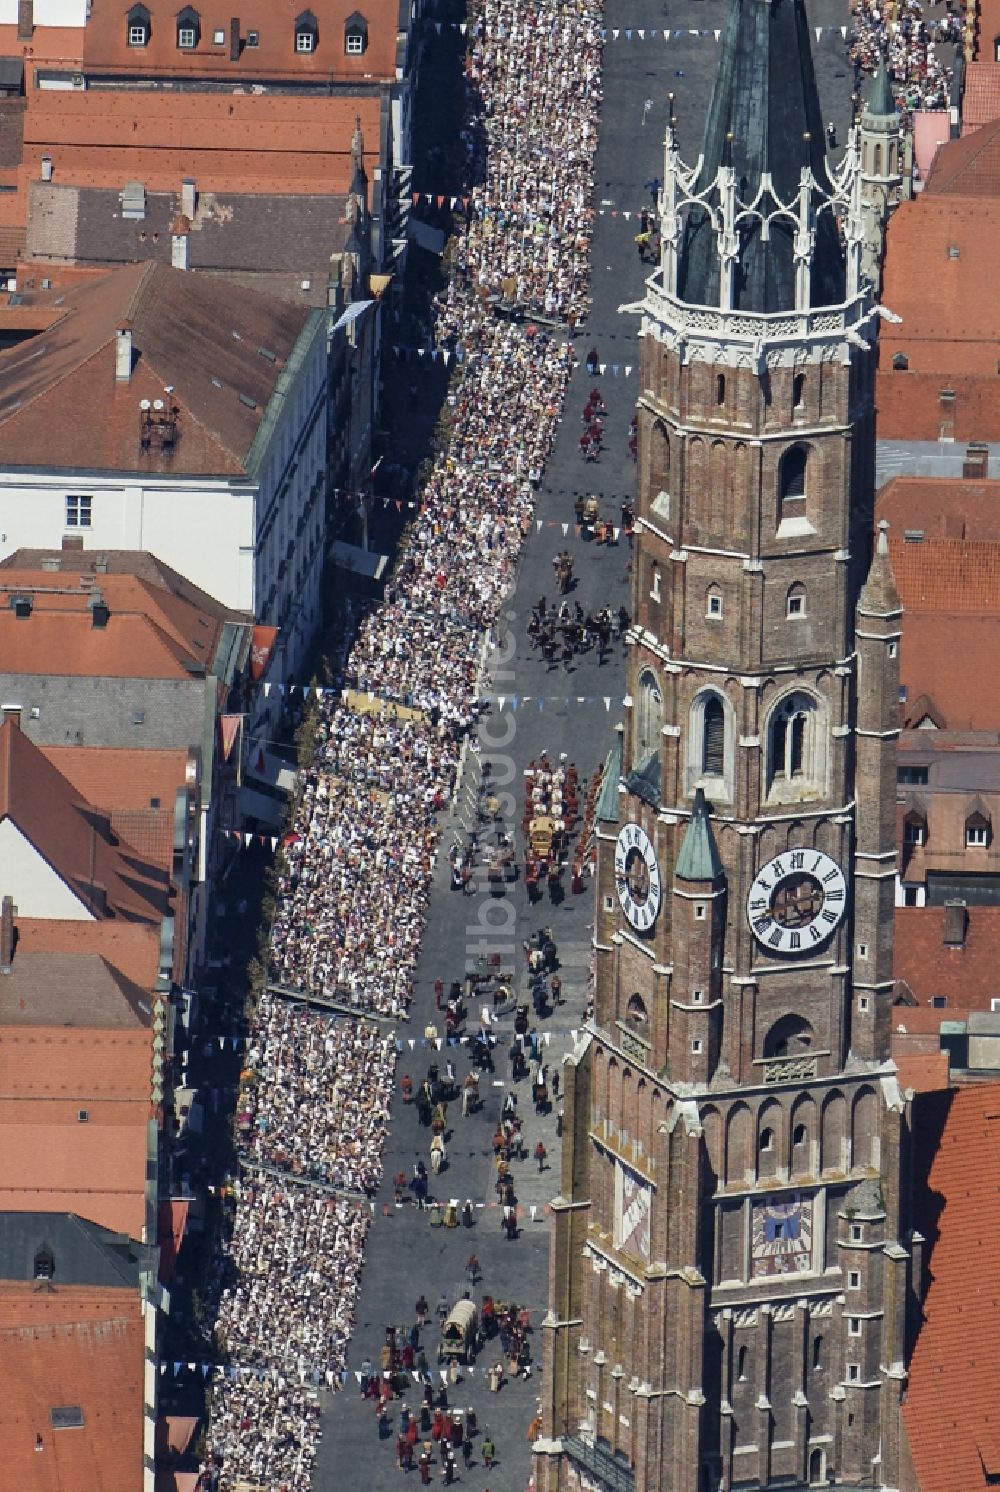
139 396 179 454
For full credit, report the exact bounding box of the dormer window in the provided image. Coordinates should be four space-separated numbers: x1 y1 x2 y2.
904 813 926 848
127 2 150 46
34 1244 55 1281
966 812 991 849
344 9 368 54
176 6 199 48
295 9 318 51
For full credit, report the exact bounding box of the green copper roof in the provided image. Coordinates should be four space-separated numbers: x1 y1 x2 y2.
674 788 724 882
865 58 897 118
596 733 623 823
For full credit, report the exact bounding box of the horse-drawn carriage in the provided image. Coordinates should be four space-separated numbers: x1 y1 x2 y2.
524 813 566 901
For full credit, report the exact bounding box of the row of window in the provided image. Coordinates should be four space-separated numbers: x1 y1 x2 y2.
647 428 812 528
709 371 807 414
125 5 368 55
696 580 806 621
734 1321 864 1387
904 815 991 850
635 673 827 799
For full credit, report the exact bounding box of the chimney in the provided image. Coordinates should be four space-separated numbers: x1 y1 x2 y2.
180 178 197 218
170 216 190 271
1 704 22 730
40 155 52 183
0 895 13 975
17 0 33 40
61 534 83 552
943 899 968 948
229 17 241 61
115 323 133 382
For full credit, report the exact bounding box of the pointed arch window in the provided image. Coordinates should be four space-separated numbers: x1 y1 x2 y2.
636 669 663 760
766 691 825 800
702 697 725 778
688 690 733 799
626 993 649 1028
779 445 807 503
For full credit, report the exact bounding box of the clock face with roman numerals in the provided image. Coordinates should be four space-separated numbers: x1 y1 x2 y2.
614 823 661 933
746 849 847 956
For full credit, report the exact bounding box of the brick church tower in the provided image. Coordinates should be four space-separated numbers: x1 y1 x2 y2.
534 3 913 1490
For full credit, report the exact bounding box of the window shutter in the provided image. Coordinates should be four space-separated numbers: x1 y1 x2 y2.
703 700 725 776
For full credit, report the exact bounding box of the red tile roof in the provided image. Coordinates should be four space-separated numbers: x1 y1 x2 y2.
881 197 1000 360
0 568 234 674
892 1046 951 1094
898 613 1000 730
14 918 159 993
82 0 399 83
0 1027 151 1237
0 261 317 476
893 905 1000 1013
961 62 1000 131
878 477 1000 540
41 748 191 875
21 90 382 197
876 370 1000 443
905 1085 1000 1492
976 0 1000 60
0 1283 143 1492
889 536 1000 613
925 117 1000 195
0 718 170 922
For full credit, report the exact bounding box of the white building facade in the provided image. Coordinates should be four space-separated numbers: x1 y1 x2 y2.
0 309 328 683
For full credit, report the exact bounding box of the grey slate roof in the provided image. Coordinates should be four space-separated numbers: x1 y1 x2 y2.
678 0 845 313
0 951 151 1028
674 788 724 882
27 181 352 277
624 751 661 810
0 1212 149 1286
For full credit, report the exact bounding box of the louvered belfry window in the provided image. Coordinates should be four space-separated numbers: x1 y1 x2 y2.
703 697 725 777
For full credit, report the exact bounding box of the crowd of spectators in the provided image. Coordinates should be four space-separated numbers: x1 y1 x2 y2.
849 0 965 113
200 0 603 1483
241 996 396 1195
